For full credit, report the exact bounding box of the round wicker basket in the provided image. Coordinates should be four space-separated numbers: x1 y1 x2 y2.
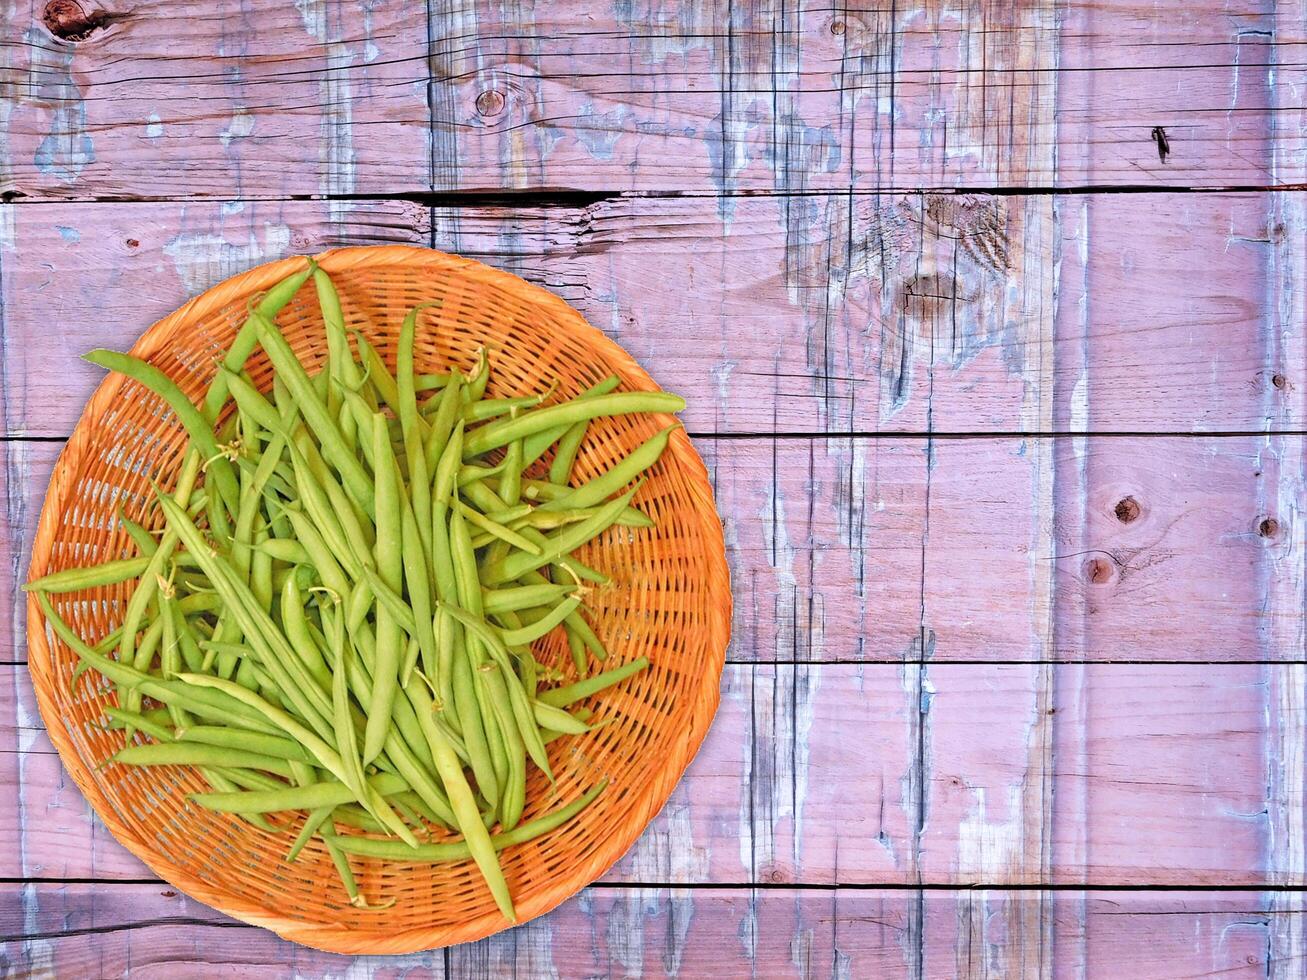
25 245 730 953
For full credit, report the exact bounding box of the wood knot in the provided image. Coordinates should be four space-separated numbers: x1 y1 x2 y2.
1113 496 1140 524
125 238 139 248
42 0 109 40
1084 557 1114 585
1259 517 1279 539
1272 373 1287 390
829 18 845 35
475 90 505 118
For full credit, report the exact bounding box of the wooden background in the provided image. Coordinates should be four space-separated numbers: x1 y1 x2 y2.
2 0 1306 975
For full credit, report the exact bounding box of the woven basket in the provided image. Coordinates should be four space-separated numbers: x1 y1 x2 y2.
25 245 730 953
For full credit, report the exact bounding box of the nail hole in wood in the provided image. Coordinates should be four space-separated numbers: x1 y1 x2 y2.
42 0 108 41
1259 518 1279 538
830 19 845 35
475 90 505 118
1114 496 1140 524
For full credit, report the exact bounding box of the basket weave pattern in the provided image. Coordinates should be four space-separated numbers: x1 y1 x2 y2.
25 246 731 953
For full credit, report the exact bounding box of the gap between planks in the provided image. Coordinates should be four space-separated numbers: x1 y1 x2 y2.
7 877 1307 895
7 185 1307 207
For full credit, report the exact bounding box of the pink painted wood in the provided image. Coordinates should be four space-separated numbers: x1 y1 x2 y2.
2 0 1306 971
4 659 1304 887
1 0 1302 198
1 193 1301 437
6 434 1302 667
2 884 1302 977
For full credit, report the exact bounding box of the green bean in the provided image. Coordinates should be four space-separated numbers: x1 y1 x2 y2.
279 576 332 693
462 393 545 423
257 539 310 564
497 596 583 647
83 349 240 520
447 505 502 810
203 766 281 834
398 492 438 683
191 770 409 815
460 480 609 585
117 451 203 715
539 425 674 514
39 593 279 734
287 806 334 862
342 637 456 827
522 376 620 465
439 604 553 783
352 329 403 418
397 304 436 521
423 367 464 476
117 506 158 556
203 262 313 422
177 726 311 762
334 640 367 800
453 499 541 556
483 664 526 830
481 583 577 614
103 706 175 743
114 742 296 778
175 672 418 847
513 477 653 526
538 656 650 708
404 669 516 918
531 701 593 735
566 626 588 677
251 310 374 515
416 372 451 392
23 555 153 594
548 416 587 486
249 529 274 613
480 483 640 586
464 392 683 458
171 602 205 674
364 415 404 764
325 780 605 862
156 495 335 743
434 606 458 731
462 347 490 403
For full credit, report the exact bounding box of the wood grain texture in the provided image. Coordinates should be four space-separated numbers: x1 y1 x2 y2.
0 0 431 201
6 433 1303 667
2 884 1304 978
3 0 1303 199
2 192 1303 436
6 660 1306 887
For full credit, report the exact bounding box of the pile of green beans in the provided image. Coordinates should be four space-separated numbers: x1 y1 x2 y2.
26 259 684 919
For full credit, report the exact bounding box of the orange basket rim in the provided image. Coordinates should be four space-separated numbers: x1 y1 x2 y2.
25 244 732 953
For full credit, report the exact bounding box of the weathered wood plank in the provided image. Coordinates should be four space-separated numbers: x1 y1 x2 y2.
2 192 1300 436
3 0 1300 198
0 0 431 201
920 890 1305 979
6 434 1303 666
0 661 920 884
3 883 1303 977
5 661 1304 886
920 663 1277 887
435 0 1302 192
0 198 430 436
